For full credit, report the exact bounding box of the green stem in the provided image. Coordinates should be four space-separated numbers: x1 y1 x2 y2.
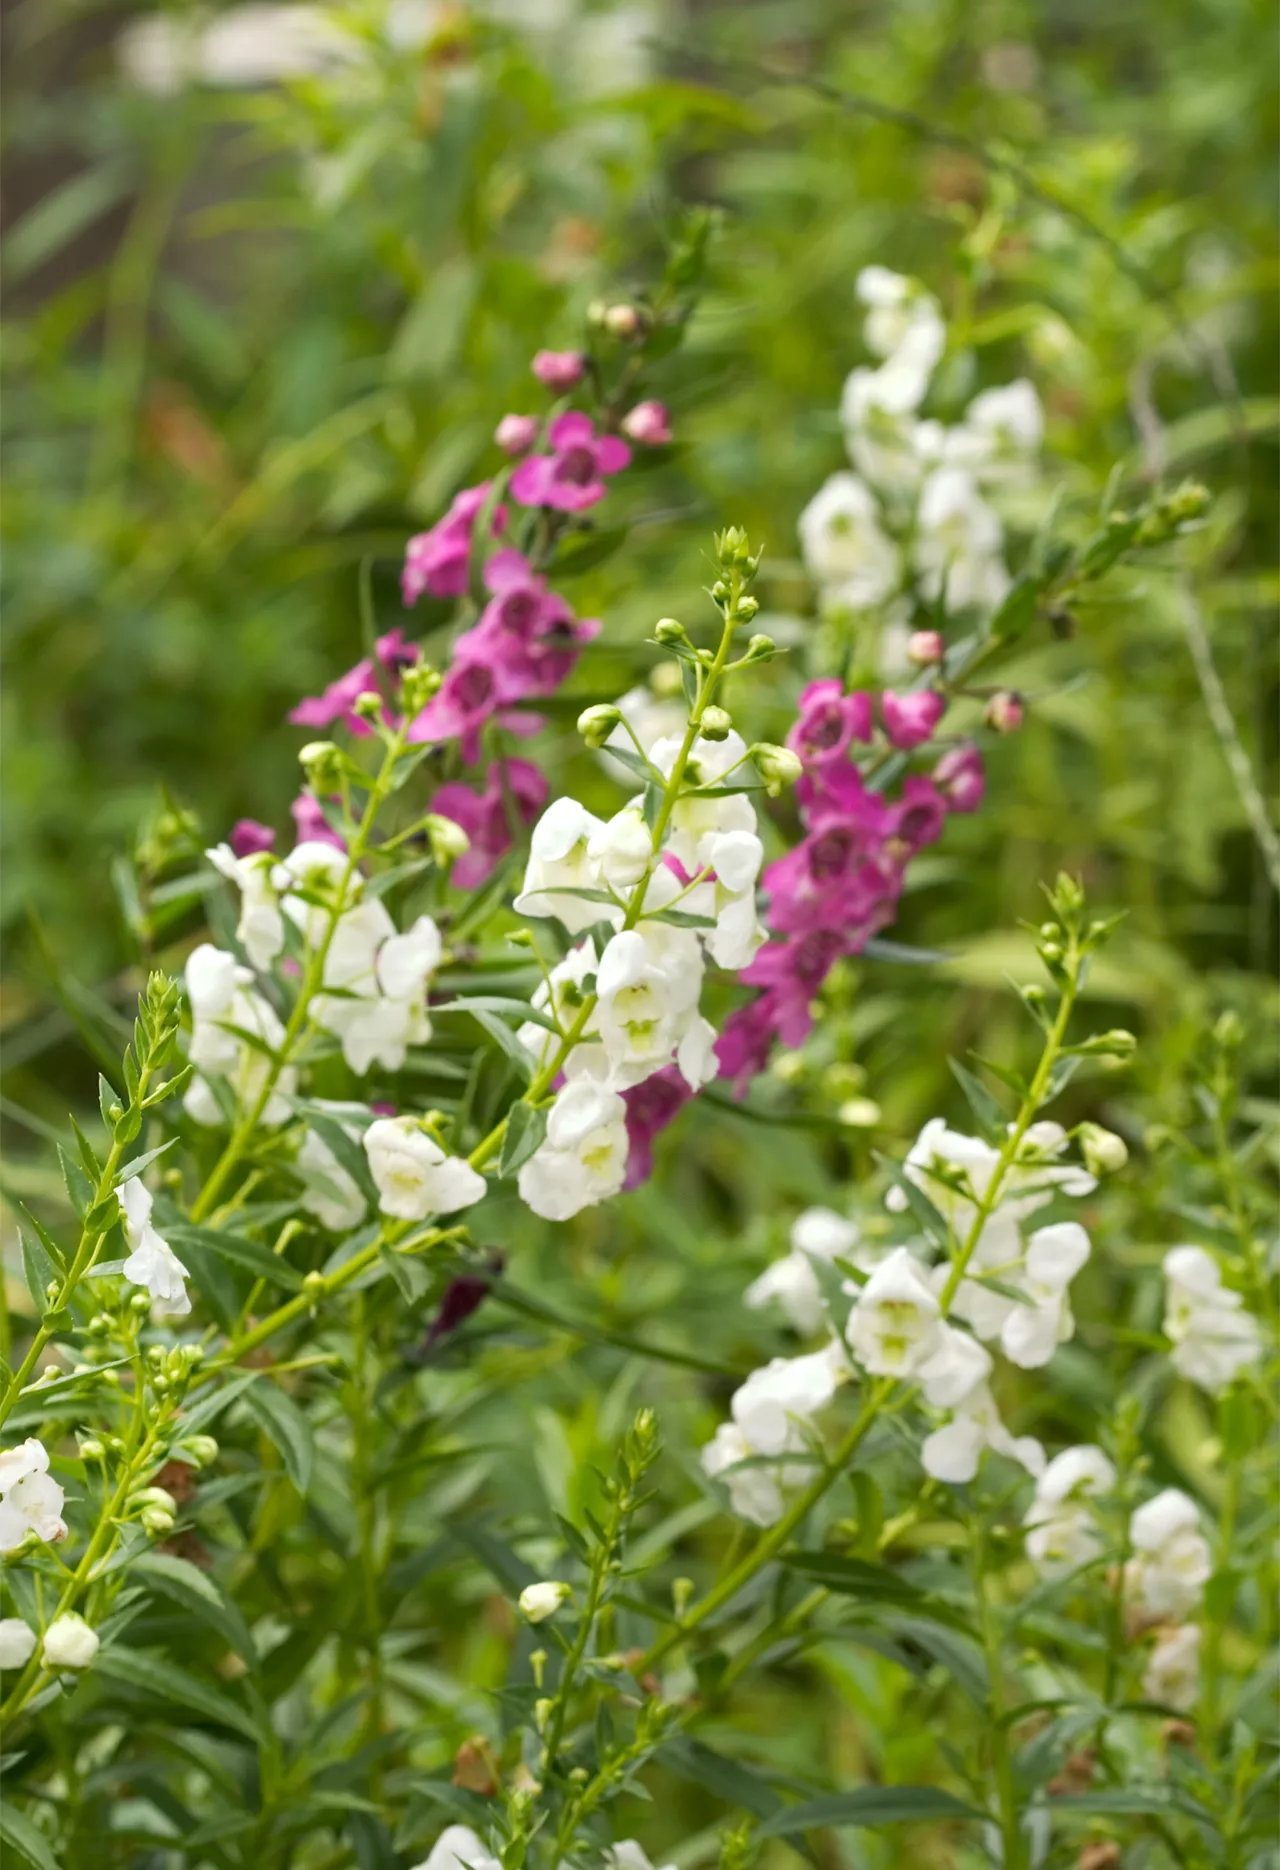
973 1520 1024 1870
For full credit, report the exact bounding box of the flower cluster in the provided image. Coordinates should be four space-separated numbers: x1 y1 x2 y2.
1162 1244 1261 1393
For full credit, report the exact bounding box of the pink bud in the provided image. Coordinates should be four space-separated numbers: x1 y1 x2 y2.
229 818 276 858
621 399 673 446
985 690 1025 734
531 349 587 390
882 688 946 750
934 742 985 813
494 413 539 456
907 629 945 667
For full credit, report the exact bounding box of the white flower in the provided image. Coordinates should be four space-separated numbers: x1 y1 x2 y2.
606 1844 676 1870
702 1345 842 1526
516 939 599 1073
797 471 901 608
296 1123 366 1232
922 1384 1045 1484
998 1221 1091 1369
685 827 766 971
918 1322 993 1408
1143 1624 1200 1712
701 1421 786 1527
117 1176 191 1317
914 466 1011 613
410 1825 502 1870
183 943 296 1126
363 1118 486 1222
274 839 352 947
311 903 442 1075
518 1580 571 1622
646 730 760 883
206 844 284 970
855 267 946 378
517 1082 630 1222
601 684 686 780
0 1440 67 1552
844 1247 942 1377
1128 1490 1211 1620
595 925 711 1089
0 1618 36 1669
1023 1444 1115 1576
1163 1245 1261 1394
960 379 1044 480
589 805 654 891
745 1206 861 1334
514 798 608 933
42 1612 99 1671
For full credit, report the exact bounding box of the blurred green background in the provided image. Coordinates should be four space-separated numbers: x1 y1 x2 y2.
1 1 1276 1857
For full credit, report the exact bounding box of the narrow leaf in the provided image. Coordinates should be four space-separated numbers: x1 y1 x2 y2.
241 1382 315 1495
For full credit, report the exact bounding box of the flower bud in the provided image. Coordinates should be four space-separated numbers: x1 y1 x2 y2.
745 633 776 662
182 1434 219 1468
298 741 347 792
908 629 945 666
534 1696 553 1732
985 690 1025 734
531 348 586 389
603 302 641 339
400 662 443 715
351 689 384 722
700 705 733 742
711 578 731 602
130 1290 152 1316
1082 1028 1137 1058
653 617 689 646
734 593 759 622
577 703 622 749
494 412 539 456
80 1437 106 1461
715 525 753 567
529 1647 547 1688
1077 1123 1128 1176
518 1580 571 1623
751 742 803 795
304 1270 327 1298
423 813 470 866
1213 1010 1245 1049
620 399 672 446
42 1613 99 1672
141 1505 175 1536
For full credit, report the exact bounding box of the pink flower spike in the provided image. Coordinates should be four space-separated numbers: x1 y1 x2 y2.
532 349 587 389
934 742 986 813
432 758 549 890
230 818 276 858
495 413 540 456
621 400 672 446
787 679 874 767
402 482 507 605
291 793 346 850
621 1067 695 1188
882 688 946 750
509 413 631 513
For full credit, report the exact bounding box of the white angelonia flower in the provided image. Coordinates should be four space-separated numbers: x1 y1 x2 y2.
0 1440 67 1553
589 805 654 891
514 798 608 933
703 1346 842 1526
275 839 353 947
1142 1624 1200 1712
797 471 901 608
601 683 686 779
42 1612 99 1671
183 942 297 1126
1023 1444 1115 1576
1127 1490 1212 1621
362 1117 486 1222
922 1384 1045 1484
917 1322 993 1408
518 1580 571 1622
516 939 599 1073
997 1221 1091 1369
844 1246 942 1377
745 1206 862 1335
855 267 946 378
959 379 1044 482
914 466 1011 613
517 1081 630 1222
685 827 766 971
701 1421 786 1527
0 1618 36 1669
606 1843 676 1870
410 1825 502 1870
117 1176 191 1317
206 844 284 970
296 1119 366 1232
313 902 442 1074
594 925 711 1089
646 729 759 881
1163 1245 1261 1393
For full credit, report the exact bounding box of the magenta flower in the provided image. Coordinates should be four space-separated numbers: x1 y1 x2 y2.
787 679 874 768
531 349 587 389
621 400 672 446
291 793 345 850
509 413 631 513
288 628 419 737
622 1067 695 1187
432 758 549 889
495 413 540 456
403 484 507 604
934 742 985 813
882 688 946 750
230 818 276 858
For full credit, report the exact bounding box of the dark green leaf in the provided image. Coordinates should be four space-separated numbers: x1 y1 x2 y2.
760 1786 981 1834
241 1381 315 1495
661 1736 785 1820
168 1224 304 1291
0 1799 61 1870
948 1058 1008 1140
498 1100 548 1177
133 1552 258 1666
94 1646 260 1743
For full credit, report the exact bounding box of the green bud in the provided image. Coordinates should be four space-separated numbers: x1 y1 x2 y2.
534 1697 553 1733
1082 1028 1137 1058
351 688 384 722
745 633 776 661
304 1270 327 1297
653 617 689 646
750 742 803 796
130 1291 152 1316
399 662 443 714
79 1438 105 1461
734 593 759 622
1214 1010 1245 1049
423 813 470 866
711 578 731 603
182 1434 219 1468
577 703 622 749
700 705 733 741
1077 1122 1129 1176
603 302 641 339
672 1577 694 1617
131 1487 177 1516
140 1505 175 1537
529 1647 547 1689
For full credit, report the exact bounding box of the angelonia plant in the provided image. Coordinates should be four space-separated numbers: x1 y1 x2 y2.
1 249 1272 1870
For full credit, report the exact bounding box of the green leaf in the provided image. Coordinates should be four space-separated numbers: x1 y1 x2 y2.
168 1224 304 1292
661 1735 785 1820
3 161 131 283
498 1100 548 1178
759 1786 981 1834
863 937 951 966
460 1006 534 1082
98 1074 122 1129
298 1108 380 1207
57 1145 92 1218
0 1799 61 1870
989 574 1040 641
438 995 559 1034
948 1058 1008 1140
132 1552 258 1666
12 1200 68 1276
241 1381 315 1495
20 1229 58 1314
550 525 628 576
94 1645 260 1743
114 1138 180 1184
784 1551 929 1607
876 1158 951 1250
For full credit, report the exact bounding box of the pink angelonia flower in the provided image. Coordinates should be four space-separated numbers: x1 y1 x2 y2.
890 775 949 854
882 688 946 750
403 484 507 604
531 349 587 389
230 818 276 858
406 653 514 764
291 793 346 850
495 413 540 456
622 1066 695 1187
289 628 419 737
787 679 874 768
934 742 985 813
621 400 672 446
509 413 631 513
432 758 549 889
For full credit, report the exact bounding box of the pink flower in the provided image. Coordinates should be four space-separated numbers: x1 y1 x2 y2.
403 484 507 604
532 349 587 390
495 413 540 456
622 1067 694 1187
509 413 631 513
985 690 1025 734
230 818 276 857
621 400 672 446
934 742 985 813
882 688 946 750
908 630 945 666
291 793 345 850
432 759 549 889
288 629 419 737
787 679 874 768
